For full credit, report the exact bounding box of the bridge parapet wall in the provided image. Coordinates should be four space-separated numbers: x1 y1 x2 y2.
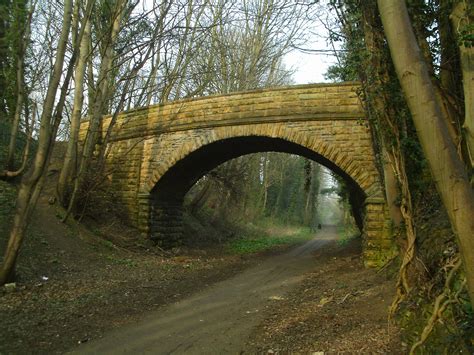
79 82 363 142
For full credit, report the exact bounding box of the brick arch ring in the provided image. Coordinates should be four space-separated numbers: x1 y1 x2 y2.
141 124 382 198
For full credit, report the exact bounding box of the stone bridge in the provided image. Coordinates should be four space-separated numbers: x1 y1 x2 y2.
80 82 395 267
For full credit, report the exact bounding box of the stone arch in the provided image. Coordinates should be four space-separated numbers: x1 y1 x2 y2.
136 124 393 267
142 124 382 198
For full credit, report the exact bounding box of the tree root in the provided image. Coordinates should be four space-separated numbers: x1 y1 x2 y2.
387 145 417 318
409 256 464 354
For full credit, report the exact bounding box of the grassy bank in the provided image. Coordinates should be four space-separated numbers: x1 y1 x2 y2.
226 225 314 255
336 224 359 246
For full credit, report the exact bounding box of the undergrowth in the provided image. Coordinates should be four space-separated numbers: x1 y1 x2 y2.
336 224 359 246
396 182 474 353
226 227 313 255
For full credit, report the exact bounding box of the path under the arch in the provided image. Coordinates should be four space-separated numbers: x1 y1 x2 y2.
73 229 336 354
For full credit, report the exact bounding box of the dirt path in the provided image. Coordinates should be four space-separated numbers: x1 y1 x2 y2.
73 229 336 354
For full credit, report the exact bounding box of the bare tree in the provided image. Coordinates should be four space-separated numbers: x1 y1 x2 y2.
56 3 91 205
2 1 34 175
0 0 75 284
64 0 128 218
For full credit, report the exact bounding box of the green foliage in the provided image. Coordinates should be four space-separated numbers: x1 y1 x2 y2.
0 0 28 122
227 227 313 255
325 0 366 82
458 23 474 47
399 281 474 353
105 255 138 267
185 152 323 229
263 155 320 225
336 224 358 246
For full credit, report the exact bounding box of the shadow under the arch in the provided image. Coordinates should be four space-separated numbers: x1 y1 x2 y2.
149 136 366 246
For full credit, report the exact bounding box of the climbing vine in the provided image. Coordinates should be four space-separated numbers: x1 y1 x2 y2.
328 0 420 313
327 0 473 350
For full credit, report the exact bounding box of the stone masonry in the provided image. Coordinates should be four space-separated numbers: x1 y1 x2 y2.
79 82 396 267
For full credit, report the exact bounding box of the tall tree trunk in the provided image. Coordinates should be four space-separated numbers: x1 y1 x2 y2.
4 2 33 171
360 1 404 228
5 59 25 170
303 159 312 225
261 153 269 213
189 178 212 215
86 34 95 115
272 169 285 218
451 2 474 175
57 17 91 205
382 147 403 227
0 0 74 285
65 0 125 219
377 0 474 305
410 1 463 156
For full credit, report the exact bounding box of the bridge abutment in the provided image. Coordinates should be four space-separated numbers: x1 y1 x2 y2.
363 198 397 267
149 200 184 247
137 194 184 247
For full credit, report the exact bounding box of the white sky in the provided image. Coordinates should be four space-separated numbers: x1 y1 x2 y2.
284 49 338 84
140 0 337 85
283 1 339 85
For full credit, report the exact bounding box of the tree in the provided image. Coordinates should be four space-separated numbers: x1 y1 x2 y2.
0 0 77 284
451 2 474 176
1 0 33 176
377 0 474 305
56 2 91 205
63 0 127 218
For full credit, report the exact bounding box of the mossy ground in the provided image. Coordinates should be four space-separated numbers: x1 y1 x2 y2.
227 226 314 254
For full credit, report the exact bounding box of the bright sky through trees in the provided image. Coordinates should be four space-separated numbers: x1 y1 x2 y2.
283 28 338 84
284 49 337 84
283 0 339 84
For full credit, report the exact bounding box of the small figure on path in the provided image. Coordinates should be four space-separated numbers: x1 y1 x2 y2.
317 223 322 230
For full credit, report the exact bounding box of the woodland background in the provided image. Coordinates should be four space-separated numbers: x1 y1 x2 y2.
0 0 473 352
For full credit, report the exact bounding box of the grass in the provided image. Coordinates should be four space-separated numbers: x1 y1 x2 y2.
105 255 138 267
336 224 359 246
227 226 313 255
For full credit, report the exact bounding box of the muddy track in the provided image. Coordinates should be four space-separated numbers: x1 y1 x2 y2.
72 229 337 354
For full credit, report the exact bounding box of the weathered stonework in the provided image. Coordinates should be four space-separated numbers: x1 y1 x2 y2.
80 82 395 266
